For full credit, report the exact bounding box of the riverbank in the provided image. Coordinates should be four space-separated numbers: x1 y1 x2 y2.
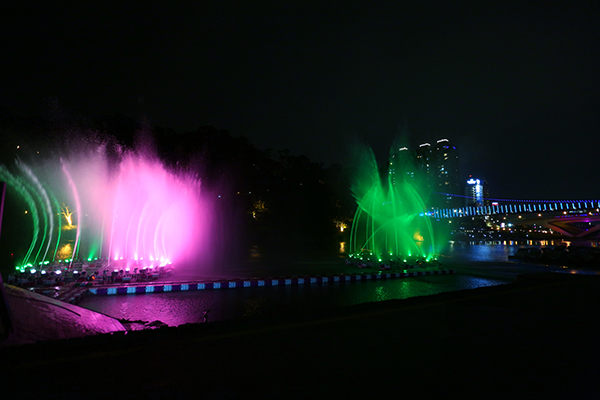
1 272 598 399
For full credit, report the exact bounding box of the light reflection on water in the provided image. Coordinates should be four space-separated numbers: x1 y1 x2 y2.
440 242 519 263
79 274 509 327
439 240 565 263
439 239 600 264
80 241 570 327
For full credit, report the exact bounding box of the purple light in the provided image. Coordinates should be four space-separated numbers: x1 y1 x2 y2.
6 136 222 272
53 148 211 270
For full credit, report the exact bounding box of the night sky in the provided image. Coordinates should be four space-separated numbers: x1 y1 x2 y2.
2 1 599 200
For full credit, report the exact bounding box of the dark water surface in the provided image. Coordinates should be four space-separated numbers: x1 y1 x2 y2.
77 242 551 326
79 274 508 326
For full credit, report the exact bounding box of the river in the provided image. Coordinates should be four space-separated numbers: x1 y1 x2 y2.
78 240 574 326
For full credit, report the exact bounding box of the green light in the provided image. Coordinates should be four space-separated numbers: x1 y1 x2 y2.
348 144 441 263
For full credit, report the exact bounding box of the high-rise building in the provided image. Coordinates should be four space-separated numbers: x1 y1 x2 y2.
464 176 490 207
389 138 461 209
465 177 484 207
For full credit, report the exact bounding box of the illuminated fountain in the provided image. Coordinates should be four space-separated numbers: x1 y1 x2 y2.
349 145 437 266
1 137 211 273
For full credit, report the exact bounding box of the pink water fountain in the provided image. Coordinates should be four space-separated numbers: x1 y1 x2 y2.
51 146 210 270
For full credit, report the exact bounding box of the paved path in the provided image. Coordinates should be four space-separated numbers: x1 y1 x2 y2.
0 284 125 346
1 273 598 399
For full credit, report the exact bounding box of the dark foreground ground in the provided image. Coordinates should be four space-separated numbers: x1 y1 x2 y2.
1 272 599 399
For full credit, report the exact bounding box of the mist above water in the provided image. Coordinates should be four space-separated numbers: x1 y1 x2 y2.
349 144 439 262
1 130 218 271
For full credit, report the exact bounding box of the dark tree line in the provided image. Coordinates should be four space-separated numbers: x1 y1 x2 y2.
154 124 356 258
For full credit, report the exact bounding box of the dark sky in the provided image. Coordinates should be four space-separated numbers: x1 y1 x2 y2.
2 1 599 200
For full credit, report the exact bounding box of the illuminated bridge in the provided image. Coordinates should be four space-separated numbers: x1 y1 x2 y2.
430 197 600 238
431 199 600 219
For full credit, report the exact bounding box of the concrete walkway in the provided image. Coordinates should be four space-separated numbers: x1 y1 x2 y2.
0 284 125 346
0 272 598 399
